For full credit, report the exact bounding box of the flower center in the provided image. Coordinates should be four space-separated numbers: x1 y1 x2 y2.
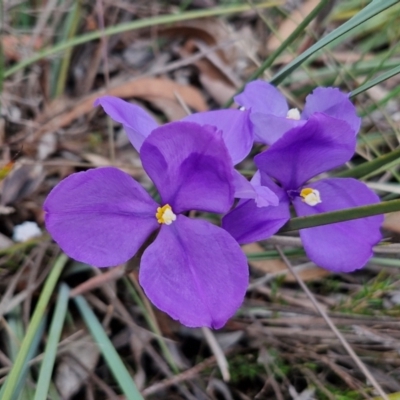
156 204 177 225
300 188 321 206
286 108 301 120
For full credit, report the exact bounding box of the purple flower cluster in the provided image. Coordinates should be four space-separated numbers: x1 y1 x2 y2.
44 79 383 328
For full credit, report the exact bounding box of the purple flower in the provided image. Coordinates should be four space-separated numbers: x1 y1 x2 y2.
235 80 361 145
95 96 278 208
44 121 249 328
222 114 383 272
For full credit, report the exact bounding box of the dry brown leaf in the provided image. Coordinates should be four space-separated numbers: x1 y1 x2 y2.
1 35 43 61
199 74 237 106
80 153 143 178
178 39 239 105
383 212 400 233
27 77 208 143
0 232 13 250
244 243 329 283
267 0 320 52
55 338 100 400
147 96 189 121
160 17 236 64
0 163 44 205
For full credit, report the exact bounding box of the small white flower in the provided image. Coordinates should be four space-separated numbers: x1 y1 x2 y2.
13 221 42 242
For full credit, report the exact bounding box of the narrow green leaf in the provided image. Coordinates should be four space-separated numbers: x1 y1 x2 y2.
225 0 329 107
270 0 399 85
247 248 305 260
1 254 68 400
33 284 70 400
53 1 82 98
280 199 400 232
5 306 45 400
350 63 400 98
74 294 144 400
336 147 400 179
370 258 400 268
122 277 179 374
0 0 4 102
3 1 281 79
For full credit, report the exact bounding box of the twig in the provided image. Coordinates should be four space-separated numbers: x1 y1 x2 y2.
69 265 125 298
142 355 220 397
96 0 115 162
201 327 230 382
275 245 389 400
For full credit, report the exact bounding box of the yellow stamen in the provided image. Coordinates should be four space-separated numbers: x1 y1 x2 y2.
300 188 321 206
156 204 177 225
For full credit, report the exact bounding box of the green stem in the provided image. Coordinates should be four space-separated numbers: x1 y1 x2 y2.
280 199 400 232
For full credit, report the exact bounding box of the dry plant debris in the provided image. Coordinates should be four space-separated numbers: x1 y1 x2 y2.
1 0 400 399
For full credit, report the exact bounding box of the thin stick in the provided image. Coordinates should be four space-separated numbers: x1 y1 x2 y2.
96 0 115 162
275 245 389 400
201 327 230 382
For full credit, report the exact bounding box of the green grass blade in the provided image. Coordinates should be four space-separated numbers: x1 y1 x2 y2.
336 147 400 179
122 277 179 374
0 0 4 102
370 258 400 268
53 1 82 98
1 254 68 400
74 294 144 400
247 248 305 260
350 63 400 98
270 0 399 86
33 284 70 400
3 1 281 79
14 319 46 400
225 0 329 107
280 199 400 232
5 306 45 400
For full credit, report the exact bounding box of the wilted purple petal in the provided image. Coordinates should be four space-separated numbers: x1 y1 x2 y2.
183 109 253 165
141 121 234 214
234 80 288 116
95 96 158 151
44 167 159 267
140 215 248 329
255 114 356 190
293 178 383 272
250 113 305 145
232 170 278 207
302 87 361 135
223 176 290 244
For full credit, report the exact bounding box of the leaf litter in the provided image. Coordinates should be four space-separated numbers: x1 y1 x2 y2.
1 1 400 399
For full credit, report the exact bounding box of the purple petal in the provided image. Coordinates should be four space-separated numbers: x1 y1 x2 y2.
223 176 290 243
232 170 278 207
140 215 248 329
251 113 305 145
302 87 361 135
293 178 383 272
182 109 253 165
95 96 158 151
140 121 234 214
255 113 356 190
234 80 288 116
44 167 159 267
